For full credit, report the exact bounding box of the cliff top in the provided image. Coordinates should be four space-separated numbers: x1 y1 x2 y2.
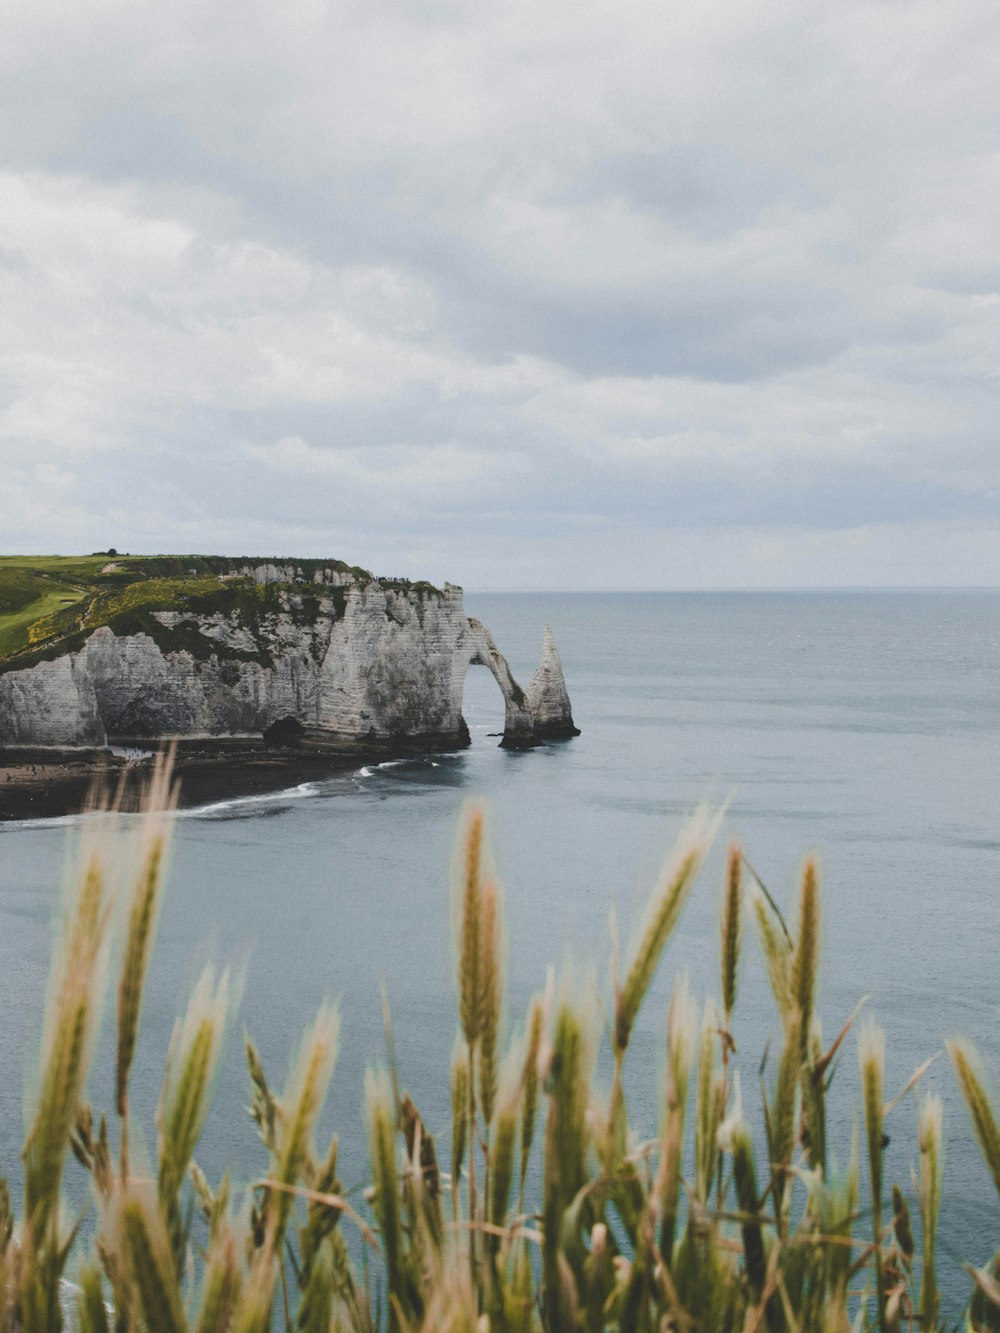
0 554 445 671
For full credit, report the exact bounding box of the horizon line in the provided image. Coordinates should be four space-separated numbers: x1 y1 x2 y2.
463 584 1000 595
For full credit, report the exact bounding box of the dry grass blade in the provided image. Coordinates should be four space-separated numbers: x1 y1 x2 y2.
158 966 232 1202
519 995 543 1208
769 1014 800 1229
449 1037 469 1221
858 1021 885 1328
658 973 696 1263
117 750 179 1126
752 886 793 1028
111 1184 188 1333
75 1256 110 1333
949 1039 1000 1202
791 857 820 1057
24 835 112 1256
194 1225 241 1333
269 1002 340 1248
454 803 485 1048
964 1261 1000 1312
918 1094 943 1328
884 1051 941 1117
477 876 503 1127
616 805 722 1051
694 997 722 1206
487 1053 521 1246
365 1068 416 1328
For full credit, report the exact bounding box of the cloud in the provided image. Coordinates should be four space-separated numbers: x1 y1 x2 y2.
0 0 997 584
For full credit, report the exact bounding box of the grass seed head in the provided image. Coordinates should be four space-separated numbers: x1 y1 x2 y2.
117 755 178 1119
751 886 793 1028
158 965 233 1204
477 875 505 1127
720 842 742 1023
616 805 721 1052
269 1002 340 1250
792 856 821 1055
858 1021 886 1214
918 1092 944 1328
949 1039 1000 1202
453 803 485 1047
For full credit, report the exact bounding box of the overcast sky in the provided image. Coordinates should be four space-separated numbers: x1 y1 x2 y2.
1 0 998 588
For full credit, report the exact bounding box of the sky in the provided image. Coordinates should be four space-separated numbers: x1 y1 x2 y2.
1 0 998 589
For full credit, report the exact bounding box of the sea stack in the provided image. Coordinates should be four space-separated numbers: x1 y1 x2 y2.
525 625 580 740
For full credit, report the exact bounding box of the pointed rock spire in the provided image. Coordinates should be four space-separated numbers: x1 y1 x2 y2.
525 625 580 739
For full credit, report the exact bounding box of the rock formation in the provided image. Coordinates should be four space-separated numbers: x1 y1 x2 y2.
526 626 581 739
0 570 578 753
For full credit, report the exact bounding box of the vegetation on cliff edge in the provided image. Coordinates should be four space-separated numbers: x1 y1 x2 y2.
0 556 443 674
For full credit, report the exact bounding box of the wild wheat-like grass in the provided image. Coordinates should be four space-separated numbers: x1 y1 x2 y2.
158 966 232 1203
25 847 110 1224
693 997 722 1207
365 1069 409 1328
949 1039 1000 1202
8 759 1000 1332
918 1093 943 1330
518 995 543 1212
615 806 721 1053
449 1038 469 1222
454 804 484 1049
157 965 233 1271
194 1224 241 1333
477 876 503 1128
752 884 793 1029
294 1240 333 1333
116 751 179 1147
858 1021 886 1328
111 1184 187 1333
792 857 820 1059
657 974 696 1264
720 842 742 1025
730 1120 766 1309
268 1002 340 1250
487 1052 520 1249
768 1013 800 1231
542 991 594 1330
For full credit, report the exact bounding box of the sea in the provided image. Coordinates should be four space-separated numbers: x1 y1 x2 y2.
1 590 998 1312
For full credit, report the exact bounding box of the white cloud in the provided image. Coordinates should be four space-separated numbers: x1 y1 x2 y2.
0 0 997 584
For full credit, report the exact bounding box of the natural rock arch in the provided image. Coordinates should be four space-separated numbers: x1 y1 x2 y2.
457 619 536 748
454 619 579 750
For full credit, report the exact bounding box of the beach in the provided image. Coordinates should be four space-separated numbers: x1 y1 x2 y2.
0 742 395 821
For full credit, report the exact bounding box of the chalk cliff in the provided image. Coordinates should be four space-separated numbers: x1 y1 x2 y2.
0 569 578 752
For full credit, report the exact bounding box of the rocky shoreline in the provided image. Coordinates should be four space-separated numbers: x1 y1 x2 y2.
0 738 460 822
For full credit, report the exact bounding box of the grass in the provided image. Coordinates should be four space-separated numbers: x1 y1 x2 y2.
0 555 388 671
0 564 96 660
3 758 1000 1331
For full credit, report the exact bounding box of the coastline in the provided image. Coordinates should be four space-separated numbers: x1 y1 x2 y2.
0 736 465 822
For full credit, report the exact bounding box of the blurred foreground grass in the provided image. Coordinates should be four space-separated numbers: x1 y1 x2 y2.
2 754 1000 1332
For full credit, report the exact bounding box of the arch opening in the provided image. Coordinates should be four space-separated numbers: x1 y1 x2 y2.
459 659 510 746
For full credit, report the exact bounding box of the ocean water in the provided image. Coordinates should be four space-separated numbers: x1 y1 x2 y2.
1 590 998 1309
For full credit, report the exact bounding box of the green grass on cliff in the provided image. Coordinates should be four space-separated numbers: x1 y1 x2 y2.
0 554 386 671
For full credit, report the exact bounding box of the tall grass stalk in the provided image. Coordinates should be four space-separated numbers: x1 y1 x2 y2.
116 751 179 1180
858 1021 886 1330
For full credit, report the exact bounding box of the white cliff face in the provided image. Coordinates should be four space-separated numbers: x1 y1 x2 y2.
0 578 578 751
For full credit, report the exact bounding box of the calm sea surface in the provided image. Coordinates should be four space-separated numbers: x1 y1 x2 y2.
1 590 998 1309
